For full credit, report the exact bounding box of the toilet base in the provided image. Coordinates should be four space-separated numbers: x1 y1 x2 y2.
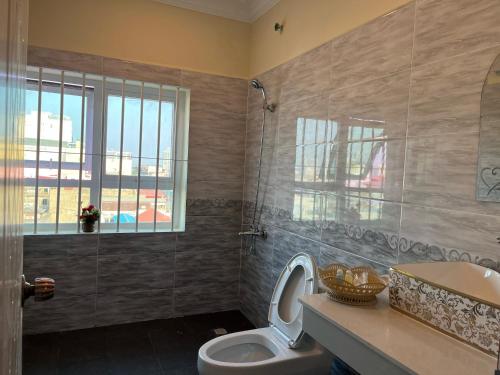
198 327 333 375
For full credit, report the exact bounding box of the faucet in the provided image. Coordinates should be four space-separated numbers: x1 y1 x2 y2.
238 225 267 239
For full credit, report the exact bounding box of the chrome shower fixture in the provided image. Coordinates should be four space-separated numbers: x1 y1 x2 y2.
250 79 263 89
250 79 276 112
243 79 276 254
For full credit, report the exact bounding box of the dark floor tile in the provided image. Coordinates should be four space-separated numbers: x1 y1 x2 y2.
171 365 199 375
23 333 59 374
107 357 163 375
22 364 58 375
23 310 253 375
58 358 111 375
58 328 106 363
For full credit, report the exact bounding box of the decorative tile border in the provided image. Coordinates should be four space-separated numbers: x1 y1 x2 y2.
398 237 499 271
242 200 500 272
389 269 500 356
186 198 242 216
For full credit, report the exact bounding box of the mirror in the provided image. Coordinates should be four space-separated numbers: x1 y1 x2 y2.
477 54 500 201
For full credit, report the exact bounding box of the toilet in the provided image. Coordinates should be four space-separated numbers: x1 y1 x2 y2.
198 253 333 375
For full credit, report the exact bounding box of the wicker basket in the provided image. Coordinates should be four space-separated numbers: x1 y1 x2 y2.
319 264 387 306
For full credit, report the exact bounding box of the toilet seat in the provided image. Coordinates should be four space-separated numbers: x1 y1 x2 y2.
268 253 318 348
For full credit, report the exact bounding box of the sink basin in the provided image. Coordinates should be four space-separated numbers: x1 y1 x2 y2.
389 262 500 356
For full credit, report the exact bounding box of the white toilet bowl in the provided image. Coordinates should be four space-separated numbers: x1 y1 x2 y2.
197 253 333 375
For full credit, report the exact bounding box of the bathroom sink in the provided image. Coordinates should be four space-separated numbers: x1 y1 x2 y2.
389 262 500 357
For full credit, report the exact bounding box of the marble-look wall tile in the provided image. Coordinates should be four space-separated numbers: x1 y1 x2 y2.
187 180 243 202
186 198 242 217
403 133 500 216
413 0 500 67
272 229 321 280
240 287 269 328
408 46 500 137
273 186 323 241
399 204 500 266
174 283 239 316
280 43 332 106
245 110 279 149
329 71 410 141
242 201 275 229
247 65 284 114
244 145 277 183
244 143 278 217
98 232 176 255
324 138 406 203
97 253 175 293
24 234 98 257
23 294 96 335
241 0 500 328
28 46 102 75
319 245 389 275
330 3 414 90
23 255 97 297
190 109 246 158
278 94 329 149
95 289 174 327
189 109 246 182
177 216 241 251
102 57 181 86
243 182 276 221
240 232 274 309
181 70 248 115
321 193 401 266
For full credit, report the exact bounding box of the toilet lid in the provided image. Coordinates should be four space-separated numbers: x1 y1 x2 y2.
268 253 318 349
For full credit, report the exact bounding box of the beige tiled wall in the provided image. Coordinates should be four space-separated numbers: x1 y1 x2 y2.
241 0 500 327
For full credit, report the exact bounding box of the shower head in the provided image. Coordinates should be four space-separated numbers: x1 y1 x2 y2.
250 79 276 112
250 79 264 89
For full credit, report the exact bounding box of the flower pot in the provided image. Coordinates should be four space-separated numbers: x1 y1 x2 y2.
82 222 96 233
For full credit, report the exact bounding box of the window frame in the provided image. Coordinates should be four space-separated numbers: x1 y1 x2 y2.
23 66 189 235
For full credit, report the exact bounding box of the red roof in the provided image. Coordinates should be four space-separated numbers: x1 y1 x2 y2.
141 189 167 199
138 208 171 222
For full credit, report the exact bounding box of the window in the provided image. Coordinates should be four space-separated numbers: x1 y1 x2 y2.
24 66 189 234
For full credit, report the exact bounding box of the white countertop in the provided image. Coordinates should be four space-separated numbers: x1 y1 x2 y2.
300 291 497 375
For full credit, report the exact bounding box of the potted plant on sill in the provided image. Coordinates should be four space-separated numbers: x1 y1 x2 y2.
80 205 100 233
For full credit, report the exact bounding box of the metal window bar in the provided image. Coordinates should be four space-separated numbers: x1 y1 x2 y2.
25 67 187 235
313 119 318 183
33 67 42 234
346 126 354 191
97 77 107 232
116 80 126 232
76 73 86 233
300 118 305 183
135 82 145 232
153 85 163 230
357 129 366 218
55 71 65 233
170 88 179 231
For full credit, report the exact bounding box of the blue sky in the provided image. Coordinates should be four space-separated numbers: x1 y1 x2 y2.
26 88 174 159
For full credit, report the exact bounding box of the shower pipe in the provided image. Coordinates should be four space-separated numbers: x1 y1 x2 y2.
238 79 276 250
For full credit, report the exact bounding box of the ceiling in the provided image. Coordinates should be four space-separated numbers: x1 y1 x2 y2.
153 0 280 22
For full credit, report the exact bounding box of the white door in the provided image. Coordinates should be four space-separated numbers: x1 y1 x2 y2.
0 0 28 374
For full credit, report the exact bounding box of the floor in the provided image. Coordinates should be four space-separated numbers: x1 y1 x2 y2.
23 310 254 375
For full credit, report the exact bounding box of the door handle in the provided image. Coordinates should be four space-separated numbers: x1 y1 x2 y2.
21 275 55 307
